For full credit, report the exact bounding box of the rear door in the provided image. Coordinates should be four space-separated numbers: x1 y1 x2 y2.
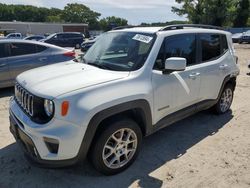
0 43 12 87
73 33 83 47
58 34 67 47
47 34 64 47
197 33 230 101
7 42 50 82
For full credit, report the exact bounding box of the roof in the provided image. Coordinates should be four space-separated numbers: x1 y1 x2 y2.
110 24 228 35
113 27 162 34
0 39 69 50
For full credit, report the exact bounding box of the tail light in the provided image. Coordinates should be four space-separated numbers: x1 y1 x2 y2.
63 51 75 57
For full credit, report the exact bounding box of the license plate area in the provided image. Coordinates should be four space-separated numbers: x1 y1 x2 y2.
9 115 19 139
9 114 38 158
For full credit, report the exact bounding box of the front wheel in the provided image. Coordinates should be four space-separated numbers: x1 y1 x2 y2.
90 118 142 175
213 84 234 114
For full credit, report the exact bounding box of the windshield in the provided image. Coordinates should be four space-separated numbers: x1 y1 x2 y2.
83 32 155 71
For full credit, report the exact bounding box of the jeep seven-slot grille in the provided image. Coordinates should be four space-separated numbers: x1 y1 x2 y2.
15 83 34 116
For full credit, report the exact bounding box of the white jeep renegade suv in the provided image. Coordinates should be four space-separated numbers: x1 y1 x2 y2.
9 24 240 175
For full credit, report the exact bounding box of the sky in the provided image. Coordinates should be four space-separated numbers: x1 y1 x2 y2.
0 0 186 24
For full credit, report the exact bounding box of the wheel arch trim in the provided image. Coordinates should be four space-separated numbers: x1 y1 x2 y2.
76 99 152 161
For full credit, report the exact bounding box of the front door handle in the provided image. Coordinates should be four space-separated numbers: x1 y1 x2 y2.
219 64 228 70
0 63 6 67
189 72 200 80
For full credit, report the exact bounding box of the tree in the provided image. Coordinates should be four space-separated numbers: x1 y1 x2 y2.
99 16 128 31
233 0 250 27
62 3 100 28
172 0 237 26
46 15 63 23
140 20 189 26
45 8 64 22
0 3 130 30
0 3 58 22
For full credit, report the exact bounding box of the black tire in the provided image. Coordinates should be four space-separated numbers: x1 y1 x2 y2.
90 118 142 175
213 84 234 114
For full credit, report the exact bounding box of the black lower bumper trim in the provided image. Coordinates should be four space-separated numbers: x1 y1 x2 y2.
9 112 81 168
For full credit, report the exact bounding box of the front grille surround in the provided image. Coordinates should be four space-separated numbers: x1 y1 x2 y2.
14 83 54 124
15 83 34 116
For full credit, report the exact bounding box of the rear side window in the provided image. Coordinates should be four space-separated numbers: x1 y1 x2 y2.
63 34 71 38
200 34 221 62
154 34 196 70
9 43 37 56
66 33 82 38
36 45 48 53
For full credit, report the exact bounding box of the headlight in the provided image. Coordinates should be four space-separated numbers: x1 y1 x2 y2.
44 99 54 117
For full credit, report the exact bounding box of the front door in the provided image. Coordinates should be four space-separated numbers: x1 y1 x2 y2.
152 33 201 124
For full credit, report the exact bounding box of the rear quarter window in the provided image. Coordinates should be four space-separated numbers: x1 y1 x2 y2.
221 34 228 54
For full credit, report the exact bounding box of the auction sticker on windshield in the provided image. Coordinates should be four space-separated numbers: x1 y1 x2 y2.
132 34 153 43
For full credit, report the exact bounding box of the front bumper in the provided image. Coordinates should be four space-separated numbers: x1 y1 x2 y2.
9 97 86 168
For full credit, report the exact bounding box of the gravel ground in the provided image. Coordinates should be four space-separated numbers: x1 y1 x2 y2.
0 44 250 188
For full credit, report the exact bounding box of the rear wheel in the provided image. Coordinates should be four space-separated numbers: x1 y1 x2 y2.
90 118 142 175
213 84 234 114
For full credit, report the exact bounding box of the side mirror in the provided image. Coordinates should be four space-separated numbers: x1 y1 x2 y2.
163 57 187 74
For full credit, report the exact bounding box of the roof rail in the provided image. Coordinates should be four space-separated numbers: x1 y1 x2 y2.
112 25 135 30
159 24 224 31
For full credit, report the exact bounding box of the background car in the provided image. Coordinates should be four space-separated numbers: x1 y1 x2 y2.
80 36 100 52
81 39 96 52
24 35 45 41
41 32 85 48
5 33 23 39
231 33 242 43
0 39 75 88
239 30 250 44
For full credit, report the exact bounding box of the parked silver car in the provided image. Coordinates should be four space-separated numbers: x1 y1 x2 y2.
6 33 23 39
0 40 75 88
240 30 250 43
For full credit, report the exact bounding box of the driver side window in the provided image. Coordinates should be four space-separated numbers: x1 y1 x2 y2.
154 34 197 70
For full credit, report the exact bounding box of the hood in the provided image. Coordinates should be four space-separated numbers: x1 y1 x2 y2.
16 61 129 98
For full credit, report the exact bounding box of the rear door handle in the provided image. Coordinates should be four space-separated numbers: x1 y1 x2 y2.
189 72 200 80
219 64 228 70
0 63 6 67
